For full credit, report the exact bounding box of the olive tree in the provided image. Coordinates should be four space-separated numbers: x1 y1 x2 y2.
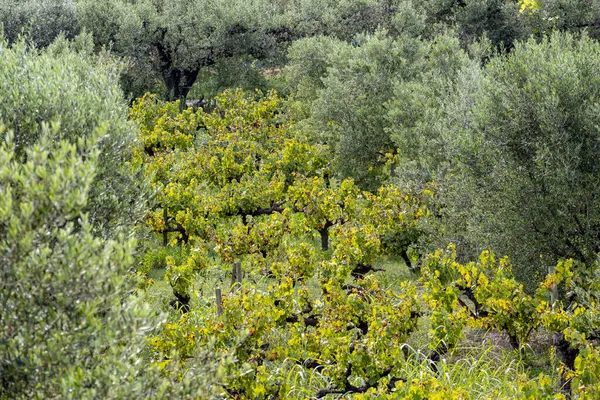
0 36 145 398
451 32 600 281
385 37 489 260
314 31 426 190
76 0 422 102
286 23 475 191
0 0 79 47
387 32 600 282
386 33 479 186
76 0 289 101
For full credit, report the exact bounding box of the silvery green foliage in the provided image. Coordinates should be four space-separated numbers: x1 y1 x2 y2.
285 0 428 104
391 53 485 260
0 34 146 237
450 32 600 282
0 127 142 398
375 33 482 259
277 0 395 40
388 32 600 281
284 35 344 114
288 30 427 190
317 31 426 190
387 33 476 187
76 0 282 99
286 11 472 191
75 0 417 100
0 0 79 47
0 37 146 398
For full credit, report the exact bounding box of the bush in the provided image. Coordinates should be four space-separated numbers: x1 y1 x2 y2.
0 33 146 237
0 35 234 399
0 36 149 398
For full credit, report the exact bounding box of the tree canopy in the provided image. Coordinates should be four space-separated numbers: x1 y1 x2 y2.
451 32 600 281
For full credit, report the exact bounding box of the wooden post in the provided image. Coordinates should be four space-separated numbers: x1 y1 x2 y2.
231 263 237 288
231 261 242 292
549 265 559 306
236 261 242 285
215 288 223 317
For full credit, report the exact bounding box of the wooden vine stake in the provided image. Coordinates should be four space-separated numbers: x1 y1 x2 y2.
231 261 242 292
215 288 223 317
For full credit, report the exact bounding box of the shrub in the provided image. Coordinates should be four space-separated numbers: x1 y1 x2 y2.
0 37 149 397
0 34 146 237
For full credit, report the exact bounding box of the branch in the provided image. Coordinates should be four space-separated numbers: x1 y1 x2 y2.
246 201 286 217
240 201 286 224
351 262 384 279
163 221 189 243
285 313 320 327
264 26 297 44
315 363 405 398
460 287 488 318
297 358 325 371
570 20 600 30
150 27 172 75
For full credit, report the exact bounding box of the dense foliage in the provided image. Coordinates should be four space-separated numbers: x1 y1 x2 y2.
0 0 79 47
132 89 427 309
457 32 600 280
131 91 600 398
75 0 414 100
0 33 146 237
3 0 600 398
